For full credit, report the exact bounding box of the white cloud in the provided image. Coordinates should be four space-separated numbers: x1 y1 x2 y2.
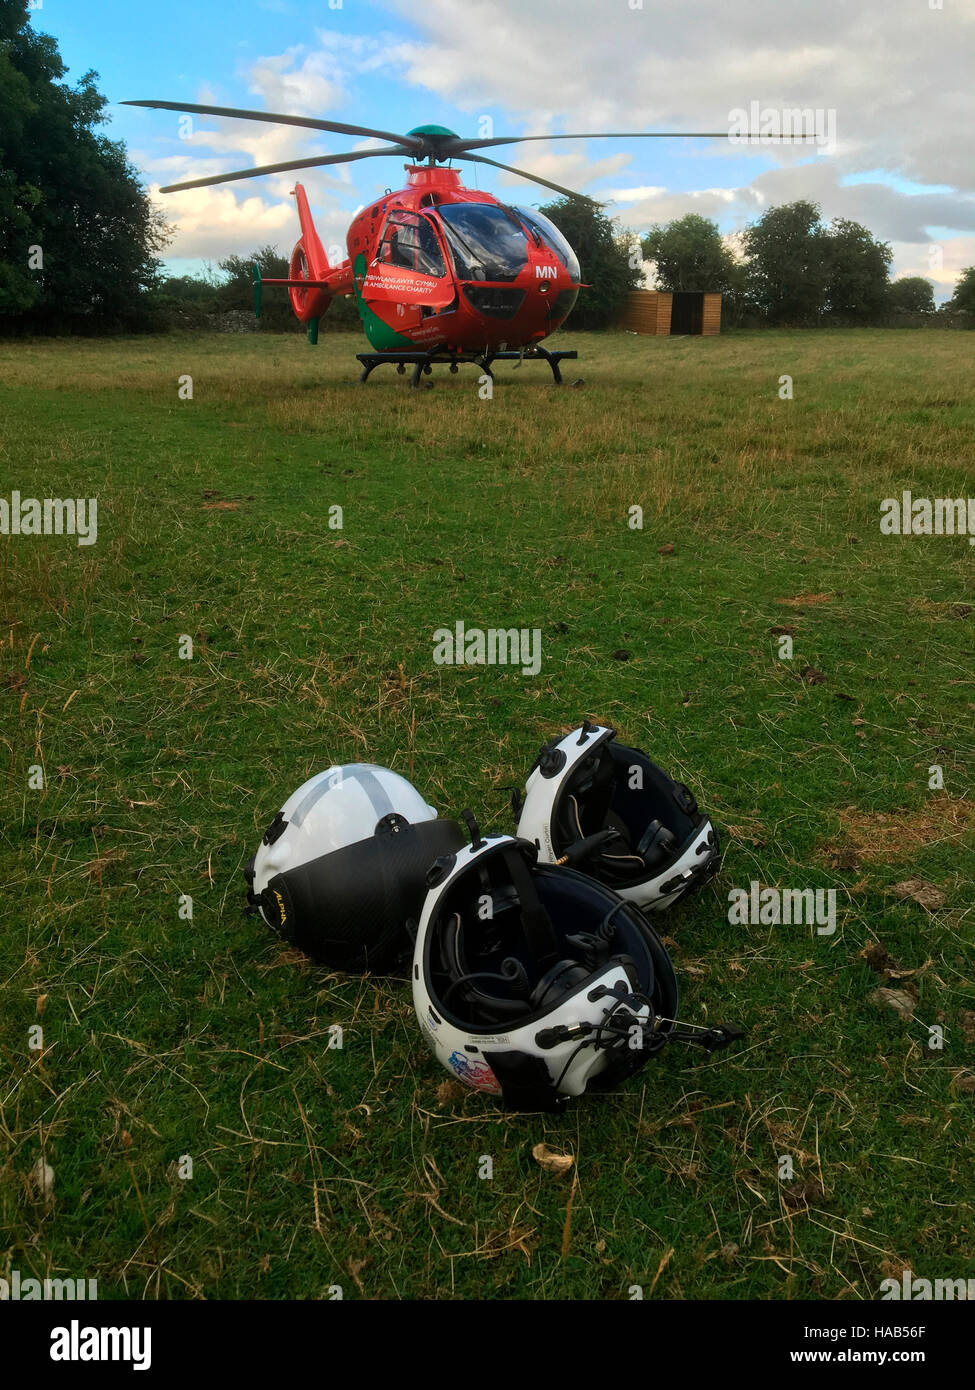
247 54 342 116
604 185 667 204
482 145 632 196
144 36 413 263
889 237 973 297
153 186 297 262
380 0 975 194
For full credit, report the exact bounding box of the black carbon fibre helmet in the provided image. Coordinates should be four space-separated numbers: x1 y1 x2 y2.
245 764 464 971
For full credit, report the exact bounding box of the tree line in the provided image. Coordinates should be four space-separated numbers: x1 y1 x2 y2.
638 205 973 328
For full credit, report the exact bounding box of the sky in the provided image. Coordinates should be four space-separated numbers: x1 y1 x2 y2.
35 0 975 301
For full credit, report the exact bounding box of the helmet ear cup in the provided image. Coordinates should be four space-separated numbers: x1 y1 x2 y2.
530 958 591 1012
500 956 532 995
636 819 677 869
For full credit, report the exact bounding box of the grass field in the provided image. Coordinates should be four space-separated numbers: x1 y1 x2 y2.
1 326 973 1301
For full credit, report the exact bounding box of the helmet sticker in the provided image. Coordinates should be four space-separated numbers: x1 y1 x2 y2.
288 764 398 828
288 767 347 827
351 766 396 820
447 1050 502 1094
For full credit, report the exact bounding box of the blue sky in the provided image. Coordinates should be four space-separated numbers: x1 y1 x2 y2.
35 0 975 298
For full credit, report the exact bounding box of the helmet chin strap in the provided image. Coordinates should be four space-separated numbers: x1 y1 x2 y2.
498 842 560 969
457 810 560 968
570 742 617 832
440 827 566 1022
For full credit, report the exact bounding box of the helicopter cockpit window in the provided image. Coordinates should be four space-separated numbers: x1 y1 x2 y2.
510 207 581 282
378 211 446 278
436 203 529 283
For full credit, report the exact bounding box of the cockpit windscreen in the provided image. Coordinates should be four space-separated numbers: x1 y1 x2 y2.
436 202 530 282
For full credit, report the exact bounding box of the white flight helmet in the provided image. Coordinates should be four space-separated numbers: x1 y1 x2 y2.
515 722 720 913
245 764 464 972
412 821 731 1112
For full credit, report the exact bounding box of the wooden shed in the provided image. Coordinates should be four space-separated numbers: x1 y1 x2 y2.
619 290 721 336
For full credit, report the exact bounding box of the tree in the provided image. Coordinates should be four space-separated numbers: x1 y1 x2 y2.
741 200 829 326
148 263 221 330
823 218 892 322
215 245 360 331
948 266 975 317
0 2 169 330
887 277 936 315
536 195 642 329
217 246 292 330
641 214 740 294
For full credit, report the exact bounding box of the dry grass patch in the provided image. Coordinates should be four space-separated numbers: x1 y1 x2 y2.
820 795 974 866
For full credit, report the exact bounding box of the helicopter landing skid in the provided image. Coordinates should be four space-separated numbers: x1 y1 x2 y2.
355 346 578 388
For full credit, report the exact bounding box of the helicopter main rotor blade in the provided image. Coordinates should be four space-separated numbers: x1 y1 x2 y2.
457 153 582 200
450 131 823 153
159 146 411 193
122 100 424 151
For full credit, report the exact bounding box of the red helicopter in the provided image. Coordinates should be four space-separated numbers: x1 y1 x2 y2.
123 103 756 385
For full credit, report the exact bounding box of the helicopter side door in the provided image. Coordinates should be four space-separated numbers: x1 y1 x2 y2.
362 211 456 314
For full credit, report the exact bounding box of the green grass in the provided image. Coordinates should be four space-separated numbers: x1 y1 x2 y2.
1 326 973 1300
